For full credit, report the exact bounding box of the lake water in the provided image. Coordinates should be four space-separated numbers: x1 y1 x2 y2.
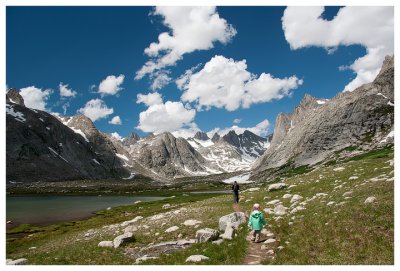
6 195 166 227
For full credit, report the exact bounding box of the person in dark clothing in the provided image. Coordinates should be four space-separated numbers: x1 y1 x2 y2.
232 181 240 204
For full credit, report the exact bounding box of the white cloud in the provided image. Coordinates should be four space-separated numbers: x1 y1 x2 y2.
20 86 52 111
207 119 270 137
171 123 200 139
77 98 114 122
233 118 242 124
150 71 172 91
109 116 122 125
59 83 77 97
137 92 163 107
111 132 124 141
180 55 302 111
282 6 394 91
62 102 69 115
137 101 196 134
98 74 125 96
135 6 236 83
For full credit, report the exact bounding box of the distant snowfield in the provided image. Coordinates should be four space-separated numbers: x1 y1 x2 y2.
223 173 254 184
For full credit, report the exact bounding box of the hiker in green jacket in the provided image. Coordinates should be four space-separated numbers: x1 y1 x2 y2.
248 203 266 242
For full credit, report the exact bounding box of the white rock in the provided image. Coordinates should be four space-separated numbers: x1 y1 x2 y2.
98 241 114 247
264 238 276 244
149 214 165 220
266 199 281 205
113 232 134 248
162 204 171 209
282 194 292 199
29 247 37 250
290 206 306 214
333 167 345 172
134 200 142 204
196 228 219 243
182 219 202 227
268 183 287 191
6 258 28 265
327 201 335 206
263 208 274 214
349 176 359 180
212 239 224 245
247 187 260 192
221 222 235 240
165 226 179 233
218 212 246 231
364 196 377 204
185 255 209 263
274 204 287 216
124 225 138 234
315 193 328 197
342 191 353 197
120 216 143 227
290 194 303 203
288 185 297 189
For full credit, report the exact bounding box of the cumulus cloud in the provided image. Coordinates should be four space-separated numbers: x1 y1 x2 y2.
77 98 114 121
59 83 77 98
171 123 201 139
98 74 125 96
137 92 163 106
109 116 122 125
111 132 124 141
180 55 302 111
137 101 196 134
135 6 236 85
150 71 172 91
207 119 270 137
282 6 394 91
20 86 52 111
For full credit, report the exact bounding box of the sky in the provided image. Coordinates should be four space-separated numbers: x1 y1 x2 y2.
6 6 394 139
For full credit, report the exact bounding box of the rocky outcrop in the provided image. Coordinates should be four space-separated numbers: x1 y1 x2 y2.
253 55 394 175
195 228 219 243
122 132 141 147
211 132 221 143
218 212 246 231
6 88 25 106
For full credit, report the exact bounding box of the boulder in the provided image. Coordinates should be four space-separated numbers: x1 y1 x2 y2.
98 241 114 247
266 199 281 205
221 222 235 240
218 212 246 231
268 183 287 191
185 255 209 263
120 216 143 227
364 196 377 204
282 194 292 199
263 208 274 214
124 225 138 234
113 232 134 248
196 228 219 243
273 204 287 216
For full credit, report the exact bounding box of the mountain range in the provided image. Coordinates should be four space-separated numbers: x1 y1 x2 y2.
6 55 394 183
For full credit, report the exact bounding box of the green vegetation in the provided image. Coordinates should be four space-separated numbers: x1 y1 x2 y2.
6 148 394 265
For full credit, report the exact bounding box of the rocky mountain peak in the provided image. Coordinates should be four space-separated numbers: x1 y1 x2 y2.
222 130 240 147
194 131 210 141
211 133 221 143
6 88 25 106
123 132 141 146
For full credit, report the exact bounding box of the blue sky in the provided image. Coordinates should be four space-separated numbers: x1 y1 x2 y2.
6 6 393 139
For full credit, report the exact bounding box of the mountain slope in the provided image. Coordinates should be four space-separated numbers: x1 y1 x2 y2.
253 55 394 176
6 98 131 182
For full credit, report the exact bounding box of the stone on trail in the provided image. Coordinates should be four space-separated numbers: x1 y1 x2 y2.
218 212 246 231
264 238 276 244
268 183 287 192
98 241 114 248
183 219 202 226
364 196 377 204
113 232 134 248
266 250 275 256
165 226 179 233
290 194 303 203
196 228 219 243
185 255 209 263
